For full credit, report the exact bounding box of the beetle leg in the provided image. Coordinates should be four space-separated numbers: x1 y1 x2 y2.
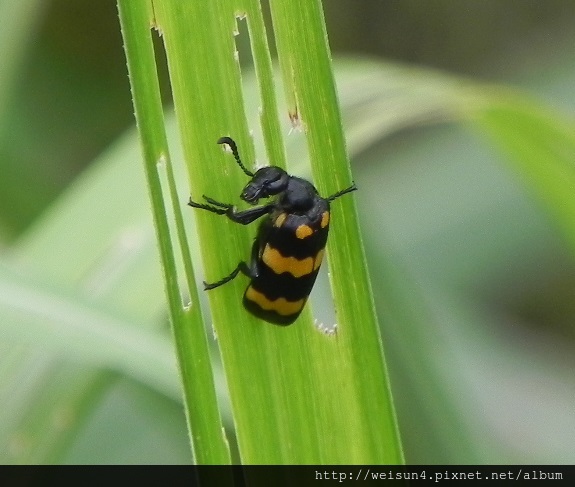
326 183 357 202
187 196 227 215
204 261 255 290
202 195 233 209
189 195 274 225
224 204 275 225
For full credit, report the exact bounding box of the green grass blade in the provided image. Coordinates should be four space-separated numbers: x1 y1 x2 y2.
147 0 403 463
268 0 404 464
242 1 286 169
0 0 45 119
1 118 193 464
475 94 575 256
118 0 230 464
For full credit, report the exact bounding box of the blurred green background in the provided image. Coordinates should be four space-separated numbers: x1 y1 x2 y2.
1 0 575 464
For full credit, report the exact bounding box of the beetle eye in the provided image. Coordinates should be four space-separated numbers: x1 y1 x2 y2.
266 175 288 194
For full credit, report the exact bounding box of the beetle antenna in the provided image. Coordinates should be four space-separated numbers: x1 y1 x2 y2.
217 137 254 177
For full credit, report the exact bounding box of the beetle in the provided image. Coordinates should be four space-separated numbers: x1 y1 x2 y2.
188 136 357 325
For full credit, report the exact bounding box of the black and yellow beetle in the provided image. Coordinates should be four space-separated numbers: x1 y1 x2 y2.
188 136 356 325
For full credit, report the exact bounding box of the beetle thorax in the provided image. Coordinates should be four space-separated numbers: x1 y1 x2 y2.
279 177 319 212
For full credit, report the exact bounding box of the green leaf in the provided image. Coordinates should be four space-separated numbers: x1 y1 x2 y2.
118 0 230 464
5 2 572 462
132 0 404 464
0 124 186 464
0 0 45 119
475 94 575 256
